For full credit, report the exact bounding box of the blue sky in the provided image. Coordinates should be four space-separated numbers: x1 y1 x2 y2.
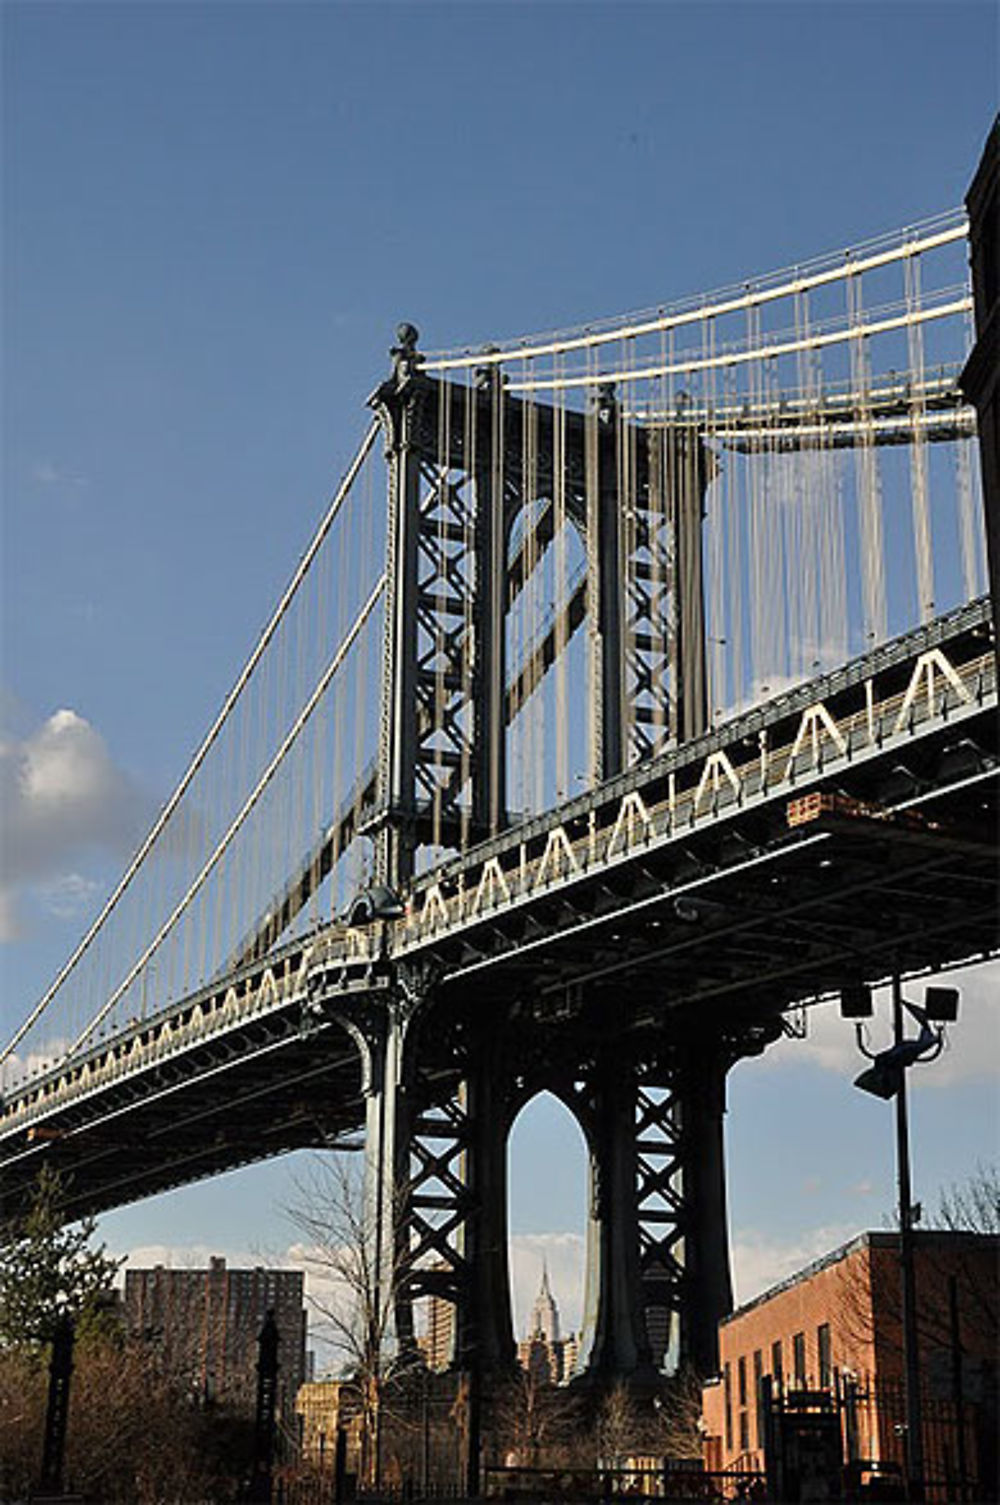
2 1 997 1348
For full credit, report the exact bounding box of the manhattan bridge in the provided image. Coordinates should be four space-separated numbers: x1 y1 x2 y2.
1 206 997 1389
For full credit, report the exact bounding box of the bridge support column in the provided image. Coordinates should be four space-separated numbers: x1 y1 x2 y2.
673 1042 734 1377
579 1047 652 1381
370 333 423 890
589 385 628 781
360 1000 516 1378
575 1035 738 1386
360 1003 417 1354
671 432 710 743
454 1049 517 1374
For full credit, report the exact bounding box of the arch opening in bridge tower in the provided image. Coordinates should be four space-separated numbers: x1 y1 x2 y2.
506 1090 588 1386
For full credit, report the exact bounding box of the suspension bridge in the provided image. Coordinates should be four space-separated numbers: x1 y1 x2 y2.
1 205 996 1385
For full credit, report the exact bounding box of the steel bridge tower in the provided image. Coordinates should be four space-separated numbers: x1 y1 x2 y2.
350 324 778 1388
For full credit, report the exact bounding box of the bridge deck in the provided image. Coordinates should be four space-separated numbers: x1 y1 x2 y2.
1 599 996 1222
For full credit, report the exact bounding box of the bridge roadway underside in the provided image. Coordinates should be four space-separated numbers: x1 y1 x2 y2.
0 991 372 1224
416 731 998 1031
1 609 997 1233
400 629 997 1034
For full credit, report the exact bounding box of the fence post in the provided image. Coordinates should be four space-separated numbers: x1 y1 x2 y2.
39 1312 74 1496
248 1309 280 1503
949 1275 969 1504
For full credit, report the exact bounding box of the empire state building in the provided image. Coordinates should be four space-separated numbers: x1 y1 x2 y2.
518 1265 578 1384
528 1264 560 1343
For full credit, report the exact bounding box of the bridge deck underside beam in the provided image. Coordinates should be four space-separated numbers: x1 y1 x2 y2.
0 1011 365 1225
408 699 997 1025
430 802 996 1019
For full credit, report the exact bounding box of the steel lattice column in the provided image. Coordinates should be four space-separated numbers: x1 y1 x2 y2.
670 1041 734 1376
634 1081 686 1374
587 387 712 779
632 1044 733 1379
359 994 516 1376
573 1036 736 1383
369 332 510 886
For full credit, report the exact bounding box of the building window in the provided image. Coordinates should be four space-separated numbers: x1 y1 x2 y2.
817 1323 831 1389
739 1410 750 1452
793 1331 806 1387
738 1354 747 1407
753 1349 763 1448
771 1339 783 1389
724 1362 733 1451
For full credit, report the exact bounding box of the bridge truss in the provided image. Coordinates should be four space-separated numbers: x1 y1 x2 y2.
2 208 996 1390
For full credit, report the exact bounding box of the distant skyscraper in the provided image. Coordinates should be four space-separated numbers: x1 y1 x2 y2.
518 1265 577 1385
424 1280 456 1371
528 1264 560 1344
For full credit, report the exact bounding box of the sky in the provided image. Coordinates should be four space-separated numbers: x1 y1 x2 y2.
2 0 998 1362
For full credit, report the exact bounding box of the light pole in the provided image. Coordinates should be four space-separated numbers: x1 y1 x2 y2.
843 978 960 1505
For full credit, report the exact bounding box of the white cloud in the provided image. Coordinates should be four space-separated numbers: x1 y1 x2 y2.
118 1242 257 1273
36 872 103 920
758 962 1000 1086
731 1221 859 1309
30 460 88 491
0 706 149 937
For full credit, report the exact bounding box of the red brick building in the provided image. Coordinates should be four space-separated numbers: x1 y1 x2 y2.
702 1231 997 1494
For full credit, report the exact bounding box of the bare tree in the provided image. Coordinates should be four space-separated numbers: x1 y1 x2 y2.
285 1153 413 1489
0 1333 253 1503
937 1162 1000 1236
835 1165 999 1355
487 1365 580 1469
0 1345 45 1499
597 1380 644 1470
652 1366 705 1461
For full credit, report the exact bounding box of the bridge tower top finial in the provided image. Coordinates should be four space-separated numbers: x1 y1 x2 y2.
390 322 422 384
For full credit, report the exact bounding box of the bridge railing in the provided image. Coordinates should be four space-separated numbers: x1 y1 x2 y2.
396 604 994 952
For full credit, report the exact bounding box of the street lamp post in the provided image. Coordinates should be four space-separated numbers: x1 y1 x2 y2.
891 975 925 1503
845 977 959 1505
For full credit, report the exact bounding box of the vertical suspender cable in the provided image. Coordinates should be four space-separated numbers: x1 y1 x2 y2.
905 252 935 623
460 377 475 854
848 264 888 647
553 357 569 803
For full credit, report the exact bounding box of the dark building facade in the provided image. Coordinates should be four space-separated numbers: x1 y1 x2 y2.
124 1255 307 1422
960 115 1000 645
